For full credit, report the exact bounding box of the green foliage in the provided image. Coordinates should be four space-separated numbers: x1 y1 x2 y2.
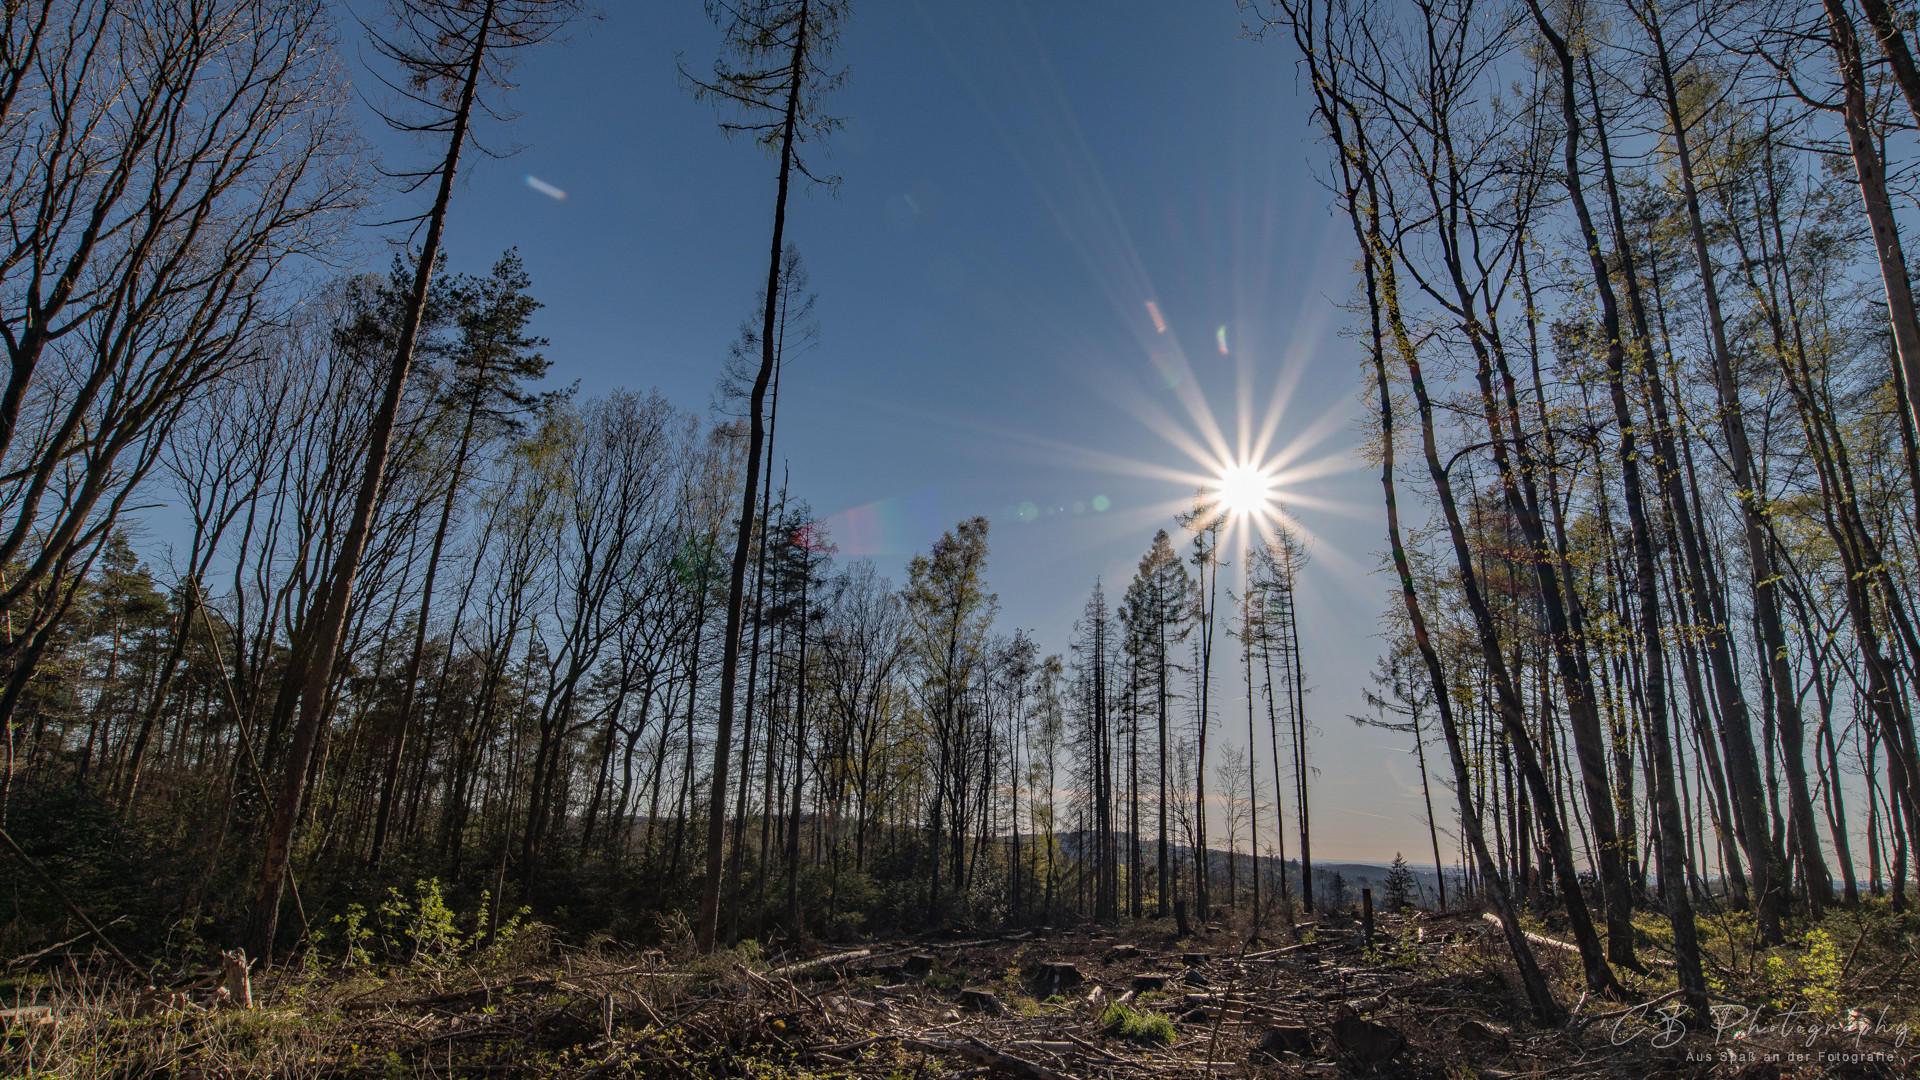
1387 923 1420 968
923 968 966 992
380 880 464 968
683 938 762 983
1383 853 1418 910
319 880 533 972
333 904 374 968
1100 1001 1176 1044
1800 928 1843 1017
1761 926 1845 1017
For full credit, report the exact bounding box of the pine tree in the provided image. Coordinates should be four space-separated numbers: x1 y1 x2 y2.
1384 853 1417 911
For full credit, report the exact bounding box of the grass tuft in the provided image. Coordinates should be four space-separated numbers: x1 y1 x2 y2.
1100 1001 1176 1044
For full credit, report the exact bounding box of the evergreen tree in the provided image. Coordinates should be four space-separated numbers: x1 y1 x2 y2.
1384 853 1417 911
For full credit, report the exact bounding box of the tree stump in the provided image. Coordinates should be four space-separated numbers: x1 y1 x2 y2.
219 950 253 1009
1329 1015 1403 1066
958 988 1006 1015
1035 962 1082 993
1257 1025 1315 1059
1454 1019 1510 1051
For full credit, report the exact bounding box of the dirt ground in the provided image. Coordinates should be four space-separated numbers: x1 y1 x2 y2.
710 909 1912 1080
8 906 1917 1078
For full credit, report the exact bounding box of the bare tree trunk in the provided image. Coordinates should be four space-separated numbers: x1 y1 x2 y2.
249 0 494 964
698 2 811 954
373 384 486 866
1339 99 1560 1022
1831 0 1920 474
1527 0 1700 998
1639 3 1790 942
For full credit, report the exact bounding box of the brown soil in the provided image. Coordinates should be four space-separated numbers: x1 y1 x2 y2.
9 909 1916 1078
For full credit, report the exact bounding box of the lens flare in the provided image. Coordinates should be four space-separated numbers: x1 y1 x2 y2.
811 488 941 555
525 174 567 201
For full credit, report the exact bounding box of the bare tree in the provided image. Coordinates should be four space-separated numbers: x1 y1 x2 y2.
685 0 849 954
0 0 361 780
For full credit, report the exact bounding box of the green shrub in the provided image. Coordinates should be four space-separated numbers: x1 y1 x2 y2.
320 879 533 972
1100 1001 1176 1044
380 880 464 968
924 969 966 992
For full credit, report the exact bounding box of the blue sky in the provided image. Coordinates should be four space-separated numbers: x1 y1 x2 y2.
354 1 1434 864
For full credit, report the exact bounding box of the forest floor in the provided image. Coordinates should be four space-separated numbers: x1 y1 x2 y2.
3 903 1916 1079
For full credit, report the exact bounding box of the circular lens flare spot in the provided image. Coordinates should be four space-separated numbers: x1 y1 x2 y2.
1214 463 1273 518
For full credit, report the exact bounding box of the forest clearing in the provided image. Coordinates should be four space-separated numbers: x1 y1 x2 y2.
7 903 1916 1078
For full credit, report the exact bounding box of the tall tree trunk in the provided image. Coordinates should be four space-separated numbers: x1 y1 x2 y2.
247 0 494 964
1639 2 1791 941
785 563 810 932
1529 2 1701 995
1339 108 1560 1022
1830 0 1920 485
1192 524 1216 921
698 1 810 955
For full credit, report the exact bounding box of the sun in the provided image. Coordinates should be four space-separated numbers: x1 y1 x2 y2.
1214 462 1274 519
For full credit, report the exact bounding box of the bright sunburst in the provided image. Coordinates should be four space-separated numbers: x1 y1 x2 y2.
1213 462 1275 520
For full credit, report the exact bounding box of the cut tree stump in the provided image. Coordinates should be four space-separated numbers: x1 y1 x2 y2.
1035 962 1082 992
958 988 1007 1015
219 949 253 1009
1130 973 1169 991
1329 1015 1403 1065
1455 1019 1511 1051
1257 1025 1315 1059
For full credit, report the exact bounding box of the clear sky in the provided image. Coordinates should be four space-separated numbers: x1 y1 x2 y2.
359 1 1434 865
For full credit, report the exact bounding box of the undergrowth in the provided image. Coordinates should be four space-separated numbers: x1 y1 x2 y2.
1100 1000 1176 1044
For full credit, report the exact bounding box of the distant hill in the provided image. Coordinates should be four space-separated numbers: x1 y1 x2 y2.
1054 832 1463 910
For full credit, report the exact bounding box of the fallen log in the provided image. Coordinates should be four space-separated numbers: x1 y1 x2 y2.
906 1035 1079 1080
342 974 561 1011
0 827 143 976
1241 942 1317 960
1008 1041 1077 1053
1477 913 1675 968
0 1006 55 1028
770 949 871 978
6 916 133 971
